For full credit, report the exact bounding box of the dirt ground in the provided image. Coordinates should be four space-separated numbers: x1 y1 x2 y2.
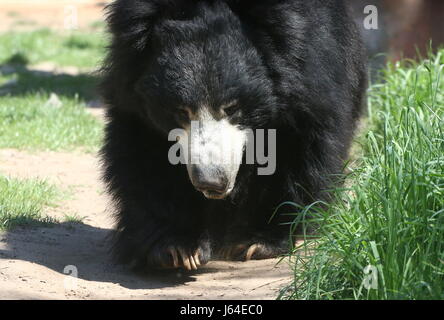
0 150 292 300
0 0 109 32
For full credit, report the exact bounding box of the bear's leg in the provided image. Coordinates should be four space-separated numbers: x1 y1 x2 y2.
109 187 213 271
211 174 294 261
112 203 212 271
102 113 211 271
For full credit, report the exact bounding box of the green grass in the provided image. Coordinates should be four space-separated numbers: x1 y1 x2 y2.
63 213 85 224
0 29 107 69
0 94 103 151
282 50 444 300
0 175 60 230
0 28 105 152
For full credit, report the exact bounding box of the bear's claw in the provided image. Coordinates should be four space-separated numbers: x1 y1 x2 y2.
219 243 267 261
167 246 201 271
245 243 262 261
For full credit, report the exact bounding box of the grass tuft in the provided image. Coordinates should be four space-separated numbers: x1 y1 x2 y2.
282 50 444 300
0 175 60 230
4 52 29 66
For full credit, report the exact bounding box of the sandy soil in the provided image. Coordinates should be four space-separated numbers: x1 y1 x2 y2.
0 0 110 32
0 149 292 300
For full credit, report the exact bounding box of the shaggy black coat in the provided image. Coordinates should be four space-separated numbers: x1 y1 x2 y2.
100 0 367 270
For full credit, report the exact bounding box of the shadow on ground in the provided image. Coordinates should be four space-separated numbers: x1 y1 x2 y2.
0 221 198 290
0 63 98 101
0 218 291 300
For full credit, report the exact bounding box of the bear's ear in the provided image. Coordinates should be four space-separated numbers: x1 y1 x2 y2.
105 0 184 51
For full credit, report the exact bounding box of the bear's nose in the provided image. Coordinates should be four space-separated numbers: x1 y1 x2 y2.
190 165 229 198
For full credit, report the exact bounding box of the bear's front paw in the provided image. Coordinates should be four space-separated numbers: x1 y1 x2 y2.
146 241 211 271
218 242 278 261
165 246 202 271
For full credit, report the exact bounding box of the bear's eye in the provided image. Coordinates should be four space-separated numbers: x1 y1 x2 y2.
176 107 191 123
223 104 240 118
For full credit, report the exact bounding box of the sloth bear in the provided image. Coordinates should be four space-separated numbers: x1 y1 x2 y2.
100 0 367 271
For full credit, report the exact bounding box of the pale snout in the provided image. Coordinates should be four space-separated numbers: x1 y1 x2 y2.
188 164 231 199
177 107 248 200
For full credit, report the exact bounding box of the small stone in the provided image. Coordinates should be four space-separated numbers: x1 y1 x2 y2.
45 93 63 108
